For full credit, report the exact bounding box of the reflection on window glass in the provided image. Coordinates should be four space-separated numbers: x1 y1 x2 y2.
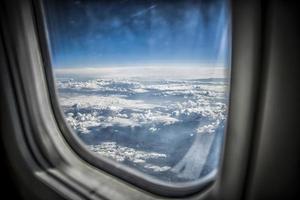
43 0 231 183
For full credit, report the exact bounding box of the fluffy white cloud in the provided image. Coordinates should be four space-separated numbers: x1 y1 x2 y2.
56 74 228 181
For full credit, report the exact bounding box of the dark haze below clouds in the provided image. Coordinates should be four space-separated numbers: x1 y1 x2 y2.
43 0 230 68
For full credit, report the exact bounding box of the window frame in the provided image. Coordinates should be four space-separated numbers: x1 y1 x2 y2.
0 0 264 199
35 0 230 196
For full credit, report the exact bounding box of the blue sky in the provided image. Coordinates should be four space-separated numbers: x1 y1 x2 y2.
44 0 230 68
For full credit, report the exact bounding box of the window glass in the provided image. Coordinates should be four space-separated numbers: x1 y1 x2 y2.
43 0 231 183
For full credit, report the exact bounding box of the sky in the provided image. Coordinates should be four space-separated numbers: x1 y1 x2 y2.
43 0 230 69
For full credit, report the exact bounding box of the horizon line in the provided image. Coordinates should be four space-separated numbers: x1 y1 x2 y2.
53 63 228 70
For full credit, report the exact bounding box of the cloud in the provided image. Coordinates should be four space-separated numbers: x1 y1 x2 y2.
56 71 228 181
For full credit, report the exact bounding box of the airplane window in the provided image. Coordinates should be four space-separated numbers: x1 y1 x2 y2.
42 0 231 185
